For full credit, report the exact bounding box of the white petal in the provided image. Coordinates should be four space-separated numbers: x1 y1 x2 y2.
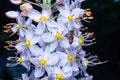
49 41 58 52
57 52 68 66
71 8 85 17
22 73 29 80
41 33 55 43
47 53 59 65
20 3 33 11
5 11 18 18
19 29 25 37
62 66 72 78
29 58 39 66
15 42 25 51
71 37 79 48
34 67 45 78
25 30 33 40
10 0 22 5
46 21 58 28
35 22 45 35
28 10 41 22
60 38 70 48
11 25 18 33
31 35 41 45
29 45 41 56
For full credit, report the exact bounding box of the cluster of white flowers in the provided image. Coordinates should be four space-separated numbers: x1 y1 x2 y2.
3 0 107 80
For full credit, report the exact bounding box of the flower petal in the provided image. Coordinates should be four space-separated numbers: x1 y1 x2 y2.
5 11 18 18
41 33 55 43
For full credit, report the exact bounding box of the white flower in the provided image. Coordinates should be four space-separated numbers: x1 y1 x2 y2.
29 46 59 78
10 0 23 5
20 3 33 16
57 51 79 76
6 53 30 70
48 66 72 80
58 5 85 30
41 28 70 51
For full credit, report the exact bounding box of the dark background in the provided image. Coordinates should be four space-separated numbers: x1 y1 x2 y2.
0 0 120 80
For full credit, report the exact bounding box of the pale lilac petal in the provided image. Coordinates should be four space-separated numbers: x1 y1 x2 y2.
34 67 45 78
10 0 22 5
22 73 29 80
5 11 18 18
35 22 45 35
60 38 70 48
29 45 43 56
41 33 55 43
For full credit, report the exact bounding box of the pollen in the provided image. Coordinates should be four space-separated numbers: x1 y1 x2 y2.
16 24 21 29
21 5 27 11
55 32 62 40
56 73 63 80
80 35 84 39
25 40 31 47
86 60 90 65
40 59 47 66
68 15 73 22
78 39 84 45
40 15 47 22
67 55 73 62
17 57 22 63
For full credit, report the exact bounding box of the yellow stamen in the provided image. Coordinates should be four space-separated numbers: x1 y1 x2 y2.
16 24 21 29
78 39 84 45
68 15 73 22
80 35 84 39
40 59 47 66
86 60 90 65
56 73 63 80
40 15 47 22
17 57 22 63
25 40 31 47
67 55 73 62
55 32 62 40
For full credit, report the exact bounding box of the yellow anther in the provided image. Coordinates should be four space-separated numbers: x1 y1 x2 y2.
67 55 73 62
56 73 63 80
21 5 27 11
55 32 62 40
40 15 47 22
68 15 73 22
25 40 31 47
80 35 84 39
40 59 47 66
86 60 90 65
78 39 84 45
17 57 23 63
16 24 21 29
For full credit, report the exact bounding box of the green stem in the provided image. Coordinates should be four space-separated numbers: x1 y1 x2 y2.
24 0 42 8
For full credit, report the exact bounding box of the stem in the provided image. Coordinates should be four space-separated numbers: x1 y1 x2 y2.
24 0 42 8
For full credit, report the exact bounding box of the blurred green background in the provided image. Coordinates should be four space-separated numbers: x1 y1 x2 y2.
0 0 120 80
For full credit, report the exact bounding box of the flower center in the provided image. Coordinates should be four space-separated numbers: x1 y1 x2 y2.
16 24 21 29
68 15 73 22
86 60 90 65
55 32 62 40
40 59 47 66
25 40 31 47
40 15 47 22
17 57 22 63
67 55 73 62
78 39 84 45
21 5 27 12
56 73 63 80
